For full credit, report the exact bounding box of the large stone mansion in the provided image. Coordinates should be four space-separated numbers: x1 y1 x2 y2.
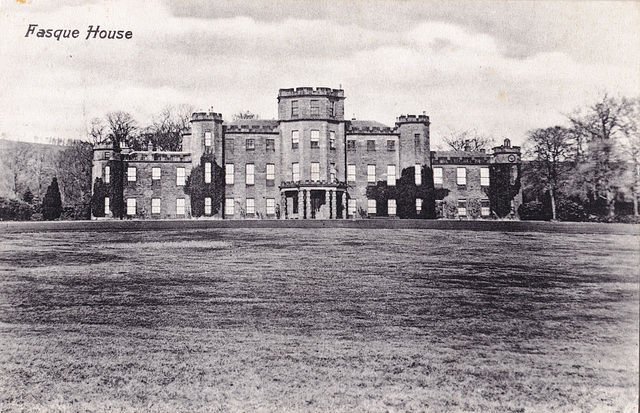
91 87 521 220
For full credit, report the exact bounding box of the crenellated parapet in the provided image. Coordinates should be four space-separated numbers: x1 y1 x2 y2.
191 111 223 122
431 150 491 165
278 87 345 99
395 114 430 125
225 121 280 134
346 125 396 135
122 151 192 163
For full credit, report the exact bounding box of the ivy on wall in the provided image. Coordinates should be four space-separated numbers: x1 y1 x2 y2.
90 177 108 217
486 164 521 218
184 154 224 217
365 166 448 219
107 159 125 219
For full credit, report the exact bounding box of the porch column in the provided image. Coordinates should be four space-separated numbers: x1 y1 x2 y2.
343 193 348 219
330 190 336 219
281 192 287 219
305 189 311 219
298 190 304 219
325 190 331 219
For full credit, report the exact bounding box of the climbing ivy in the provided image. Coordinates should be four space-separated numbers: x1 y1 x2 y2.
486 164 521 218
90 177 108 217
184 154 224 217
107 159 125 219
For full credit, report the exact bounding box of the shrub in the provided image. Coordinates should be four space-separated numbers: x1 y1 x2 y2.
556 198 587 222
518 201 547 221
42 178 63 221
442 195 458 219
467 198 482 219
0 197 34 221
91 178 108 218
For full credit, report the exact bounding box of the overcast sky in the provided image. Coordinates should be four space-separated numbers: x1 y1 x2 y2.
1 0 638 147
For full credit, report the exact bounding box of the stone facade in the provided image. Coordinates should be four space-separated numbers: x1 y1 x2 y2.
92 87 522 220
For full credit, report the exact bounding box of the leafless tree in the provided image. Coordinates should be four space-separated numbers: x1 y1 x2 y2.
105 111 138 149
440 128 494 151
618 97 640 215
145 104 194 151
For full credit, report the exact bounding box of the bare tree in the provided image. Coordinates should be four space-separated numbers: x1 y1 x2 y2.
90 117 108 146
2 142 33 198
440 128 494 151
526 126 574 220
145 104 194 151
618 97 640 216
105 111 138 150
29 145 55 202
56 140 93 209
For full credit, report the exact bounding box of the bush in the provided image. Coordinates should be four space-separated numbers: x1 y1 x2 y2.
467 198 482 219
556 198 587 222
0 197 34 221
442 195 458 219
42 177 63 221
518 201 547 221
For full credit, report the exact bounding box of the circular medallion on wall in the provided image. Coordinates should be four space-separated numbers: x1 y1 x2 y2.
508 154 516 162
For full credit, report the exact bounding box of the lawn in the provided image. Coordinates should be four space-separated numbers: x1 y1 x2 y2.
0 227 638 412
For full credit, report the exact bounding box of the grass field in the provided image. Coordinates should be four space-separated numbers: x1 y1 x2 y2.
0 227 638 412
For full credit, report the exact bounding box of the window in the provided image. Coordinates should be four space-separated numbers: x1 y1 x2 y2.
226 164 234 184
246 138 255 151
205 131 212 147
176 198 185 215
152 167 161 180
292 163 300 182
104 166 110 183
387 165 396 186
368 199 376 214
416 198 422 214
457 167 466 185
367 140 375 151
266 198 275 215
481 167 490 186
347 164 356 182
291 100 299 117
266 138 275 152
311 162 320 181
347 140 356 151
310 130 319 148
292 131 299 149
246 163 255 185
434 167 443 185
310 100 319 116
126 198 136 215
329 131 336 149
225 198 234 216
458 199 467 217
104 152 110 160
127 167 136 182
415 164 421 186
177 167 185 186
388 199 397 216
225 138 234 151
414 134 421 152
328 101 335 117
348 199 356 216
481 199 490 216
205 162 212 184
104 197 110 215
367 164 376 183
246 198 255 215
330 163 336 182
152 198 161 214
266 163 275 183
204 197 212 215
387 140 395 151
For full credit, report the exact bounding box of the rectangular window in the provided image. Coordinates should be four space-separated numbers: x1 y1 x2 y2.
226 164 234 184
225 138 234 151
388 199 397 216
246 163 255 185
310 130 320 148
266 163 275 181
246 138 255 151
368 199 376 214
246 198 255 215
176 167 185 186
266 198 275 215
415 134 421 152
176 198 185 215
481 167 490 186
330 163 336 182
104 197 110 215
292 130 299 149
458 199 467 217
104 166 110 183
387 165 396 186
328 101 335 117
225 198 234 216
386 140 395 151
204 197 212 215
205 131 212 147
152 167 161 180
292 163 300 182
127 167 136 182
291 100 299 117
457 167 467 185
347 164 356 182
329 131 336 149
367 164 376 183
415 164 421 186
367 140 375 151
481 199 490 216
205 162 212 184
310 100 319 116
347 140 356 151
416 198 422 214
152 198 161 214
104 152 110 160
266 138 275 152
126 198 136 216
348 199 356 217
434 167 443 185
311 162 320 181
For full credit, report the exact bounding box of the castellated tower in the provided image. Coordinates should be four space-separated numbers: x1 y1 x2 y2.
188 111 224 167
395 114 431 172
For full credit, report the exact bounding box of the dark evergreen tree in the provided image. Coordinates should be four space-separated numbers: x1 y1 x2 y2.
42 177 63 220
90 178 108 217
22 188 34 204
